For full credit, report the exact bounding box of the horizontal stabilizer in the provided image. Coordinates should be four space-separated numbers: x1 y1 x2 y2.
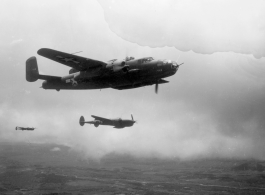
38 75 61 81
26 56 61 82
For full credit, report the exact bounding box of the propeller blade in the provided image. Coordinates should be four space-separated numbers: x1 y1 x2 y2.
131 114 134 121
176 55 184 67
176 55 181 62
155 82 158 94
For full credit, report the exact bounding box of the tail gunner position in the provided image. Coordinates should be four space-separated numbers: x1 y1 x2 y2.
26 48 182 93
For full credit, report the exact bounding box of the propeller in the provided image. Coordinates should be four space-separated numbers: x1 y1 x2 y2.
176 54 181 63
176 55 184 67
131 114 137 123
155 81 159 94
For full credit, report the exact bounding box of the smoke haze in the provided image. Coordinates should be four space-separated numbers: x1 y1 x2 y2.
0 0 265 160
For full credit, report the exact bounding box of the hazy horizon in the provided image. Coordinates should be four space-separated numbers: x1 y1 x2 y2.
1 0 265 161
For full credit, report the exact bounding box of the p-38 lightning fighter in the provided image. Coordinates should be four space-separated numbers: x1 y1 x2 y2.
15 126 36 131
26 48 182 93
79 115 136 128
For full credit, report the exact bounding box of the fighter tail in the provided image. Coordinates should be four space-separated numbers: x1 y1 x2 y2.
79 116 85 126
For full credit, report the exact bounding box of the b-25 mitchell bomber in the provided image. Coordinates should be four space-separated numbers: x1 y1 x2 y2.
79 115 136 128
26 48 182 93
16 126 36 131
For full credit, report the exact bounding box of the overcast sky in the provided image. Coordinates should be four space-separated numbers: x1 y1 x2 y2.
1 0 265 160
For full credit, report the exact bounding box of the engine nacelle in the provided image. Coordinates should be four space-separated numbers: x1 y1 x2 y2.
61 72 80 82
61 74 75 81
113 65 129 72
107 60 128 72
94 120 102 127
112 60 126 67
69 68 79 74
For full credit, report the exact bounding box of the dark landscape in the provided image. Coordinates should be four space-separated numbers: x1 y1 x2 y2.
0 142 265 195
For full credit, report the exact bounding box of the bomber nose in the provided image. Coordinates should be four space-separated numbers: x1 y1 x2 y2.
171 61 179 70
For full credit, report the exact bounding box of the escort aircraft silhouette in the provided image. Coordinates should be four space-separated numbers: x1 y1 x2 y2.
16 126 36 131
79 114 136 128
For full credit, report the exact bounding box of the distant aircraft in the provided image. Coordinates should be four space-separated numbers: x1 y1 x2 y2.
15 127 36 131
79 115 136 128
26 48 182 93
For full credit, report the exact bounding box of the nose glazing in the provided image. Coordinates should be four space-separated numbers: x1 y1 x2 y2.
170 61 178 69
159 60 178 70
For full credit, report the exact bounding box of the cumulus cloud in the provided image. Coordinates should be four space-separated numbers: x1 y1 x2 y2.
98 0 265 58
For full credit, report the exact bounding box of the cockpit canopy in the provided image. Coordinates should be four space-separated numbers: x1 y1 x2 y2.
125 56 135 61
108 59 117 63
144 57 153 62
138 57 154 64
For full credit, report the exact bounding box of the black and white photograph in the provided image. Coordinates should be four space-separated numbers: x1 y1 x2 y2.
1 0 265 194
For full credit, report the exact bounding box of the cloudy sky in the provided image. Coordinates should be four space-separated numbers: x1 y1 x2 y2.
1 0 265 160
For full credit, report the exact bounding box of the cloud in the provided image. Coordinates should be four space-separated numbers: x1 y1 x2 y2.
98 0 265 58
51 147 61 152
1 0 265 162
10 39 23 46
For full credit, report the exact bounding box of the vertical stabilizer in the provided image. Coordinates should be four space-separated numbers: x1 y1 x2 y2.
79 116 85 126
26 56 39 82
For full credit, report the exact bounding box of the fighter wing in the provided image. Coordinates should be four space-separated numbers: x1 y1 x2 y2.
91 115 112 123
37 48 107 71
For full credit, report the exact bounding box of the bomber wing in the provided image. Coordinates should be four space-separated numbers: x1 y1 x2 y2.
91 115 112 123
37 48 107 71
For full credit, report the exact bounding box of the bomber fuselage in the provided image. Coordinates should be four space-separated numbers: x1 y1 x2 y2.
42 58 178 90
